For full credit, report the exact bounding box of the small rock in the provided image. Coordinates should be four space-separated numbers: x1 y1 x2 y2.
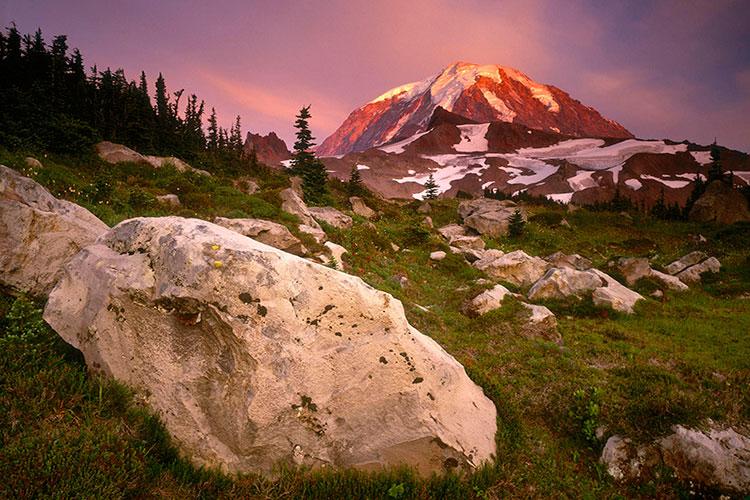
560 218 571 228
651 289 664 299
280 188 321 229
519 303 560 344
449 235 485 251
156 194 181 208
233 178 259 195
649 269 689 291
545 251 592 271
590 269 644 314
390 242 400 252
214 217 307 255
299 224 327 244
676 257 721 284
430 251 447 261
438 224 469 240
417 202 432 214
617 257 651 286
423 216 433 228
24 156 42 169
349 196 376 219
465 284 514 316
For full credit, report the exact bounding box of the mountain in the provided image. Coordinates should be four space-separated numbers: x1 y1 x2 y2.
243 131 291 167
318 62 633 157
320 107 750 206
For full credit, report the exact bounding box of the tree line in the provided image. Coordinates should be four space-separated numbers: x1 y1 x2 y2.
0 24 252 173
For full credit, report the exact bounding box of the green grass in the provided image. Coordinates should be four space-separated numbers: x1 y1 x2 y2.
1 149 749 498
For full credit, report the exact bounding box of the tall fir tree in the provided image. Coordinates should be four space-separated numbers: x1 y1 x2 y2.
423 174 439 200
207 107 219 151
507 208 526 238
347 165 364 196
290 105 328 204
707 143 724 183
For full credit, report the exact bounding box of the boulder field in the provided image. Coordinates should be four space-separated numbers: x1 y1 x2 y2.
43 217 497 474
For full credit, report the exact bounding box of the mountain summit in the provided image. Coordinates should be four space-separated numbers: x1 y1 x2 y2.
318 62 632 156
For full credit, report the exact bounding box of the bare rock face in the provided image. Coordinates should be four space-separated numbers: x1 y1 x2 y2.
689 180 750 224
658 425 750 493
308 207 353 229
144 155 211 176
665 251 707 275
527 267 603 300
474 250 548 287
0 165 108 296
459 199 522 237
449 235 485 252
676 257 721 284
233 178 260 195
519 303 560 344
349 197 377 219
590 269 644 314
95 141 146 164
43 217 497 475
214 217 306 255
243 131 291 167
280 188 322 229
600 436 650 481
616 257 651 286
299 224 327 245
438 224 469 240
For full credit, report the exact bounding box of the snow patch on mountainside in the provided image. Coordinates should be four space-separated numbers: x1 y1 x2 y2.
454 123 490 152
567 170 598 191
356 164 370 170
642 175 690 189
481 88 516 121
378 130 431 154
546 193 574 203
370 79 433 104
690 151 712 165
394 155 490 199
625 179 643 190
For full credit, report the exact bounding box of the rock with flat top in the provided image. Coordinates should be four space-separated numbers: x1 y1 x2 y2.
664 251 707 275
0 165 108 296
43 217 497 475
308 206 353 229
519 303 560 343
545 251 592 271
449 235 485 251
474 250 548 287
438 224 469 240
214 217 306 255
527 267 603 300
280 188 321 229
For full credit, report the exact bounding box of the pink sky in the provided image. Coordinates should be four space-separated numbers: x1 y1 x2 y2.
3 0 749 151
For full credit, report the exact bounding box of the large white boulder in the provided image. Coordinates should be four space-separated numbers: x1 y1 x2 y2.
214 217 306 255
0 165 108 296
527 267 603 300
43 217 497 475
474 250 549 287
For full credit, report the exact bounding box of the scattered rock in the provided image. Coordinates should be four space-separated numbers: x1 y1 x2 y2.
689 180 750 224
214 217 307 255
544 251 592 271
465 284 514 316
417 202 432 214
24 156 42 169
651 289 664 299
438 224 469 240
590 269 644 314
560 218 571 228
95 141 145 164
449 246 484 263
233 178 260 195
649 269 689 291
430 251 447 261
600 436 647 481
0 165 108 296
527 267 603 300
423 216 434 228
323 241 348 268
390 242 400 252
449 235 485 252
459 199 523 237
676 257 721 284
299 224 327 244
617 257 651 286
144 155 211 176
156 194 181 208
349 196 376 219
665 251 707 275
474 250 548 287
280 188 321 229
519 303 560 344
308 206 353 229
44 217 497 474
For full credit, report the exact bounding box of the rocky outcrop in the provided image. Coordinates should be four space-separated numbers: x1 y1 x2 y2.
474 250 548 287
544 252 592 271
95 141 210 176
0 165 108 296
676 257 721 284
156 194 181 208
299 224 327 245
43 217 497 475
349 197 376 219
243 131 291 167
308 207 353 229
649 269 689 291
519 303 560 344
233 178 260 195
465 284 514 316
616 257 651 286
459 199 522 237
527 267 602 300
601 425 750 494
214 217 306 255
590 269 644 314
438 224 469 240
689 180 750 224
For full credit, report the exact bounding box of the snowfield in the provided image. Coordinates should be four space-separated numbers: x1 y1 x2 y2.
454 123 490 152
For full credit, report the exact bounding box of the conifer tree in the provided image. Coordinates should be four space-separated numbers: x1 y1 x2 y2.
207 107 219 151
230 115 243 152
347 165 364 196
707 143 724 183
508 208 526 238
423 174 439 200
290 105 328 204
